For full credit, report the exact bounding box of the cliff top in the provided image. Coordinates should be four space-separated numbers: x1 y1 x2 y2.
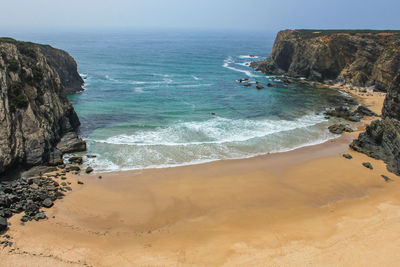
0 37 84 94
285 29 400 40
0 37 53 50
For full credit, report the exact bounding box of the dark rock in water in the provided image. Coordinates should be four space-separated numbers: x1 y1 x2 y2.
351 118 400 175
267 83 274 87
237 78 249 83
0 216 7 231
343 154 353 159
381 175 392 182
362 162 373 170
85 167 94 174
68 156 83 164
328 124 353 134
42 198 53 208
256 85 264 90
86 155 97 158
210 112 216 116
244 83 252 87
355 105 379 117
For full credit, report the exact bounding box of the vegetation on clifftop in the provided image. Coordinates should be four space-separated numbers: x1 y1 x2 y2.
293 29 400 39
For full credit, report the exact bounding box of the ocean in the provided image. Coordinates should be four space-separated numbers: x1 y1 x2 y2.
9 30 345 171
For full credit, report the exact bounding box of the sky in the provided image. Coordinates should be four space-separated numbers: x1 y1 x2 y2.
1 0 399 32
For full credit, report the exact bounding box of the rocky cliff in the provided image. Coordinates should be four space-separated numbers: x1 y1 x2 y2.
0 38 86 175
351 74 400 175
251 30 400 92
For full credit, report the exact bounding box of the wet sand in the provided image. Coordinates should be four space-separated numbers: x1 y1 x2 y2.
2 87 399 266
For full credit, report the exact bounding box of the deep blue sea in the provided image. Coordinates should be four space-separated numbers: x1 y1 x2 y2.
7 30 344 171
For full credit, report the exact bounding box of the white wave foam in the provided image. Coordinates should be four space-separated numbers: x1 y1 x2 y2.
86 131 336 173
239 55 259 59
236 62 251 67
91 114 327 147
192 75 200 80
223 57 257 77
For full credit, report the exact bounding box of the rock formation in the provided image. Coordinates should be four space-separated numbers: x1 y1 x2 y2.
0 38 85 175
251 30 400 91
351 75 400 175
253 30 400 175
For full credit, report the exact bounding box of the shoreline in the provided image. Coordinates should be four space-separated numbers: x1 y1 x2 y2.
2 84 397 266
87 79 385 175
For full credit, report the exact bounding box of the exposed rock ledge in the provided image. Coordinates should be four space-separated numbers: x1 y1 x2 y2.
251 30 400 92
0 38 86 176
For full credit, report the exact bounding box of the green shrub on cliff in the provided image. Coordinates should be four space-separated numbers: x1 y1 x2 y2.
32 66 43 83
7 58 19 72
9 81 28 110
387 48 395 56
17 43 36 59
360 40 368 47
10 94 29 110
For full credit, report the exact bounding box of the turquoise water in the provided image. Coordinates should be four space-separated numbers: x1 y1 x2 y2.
11 30 344 171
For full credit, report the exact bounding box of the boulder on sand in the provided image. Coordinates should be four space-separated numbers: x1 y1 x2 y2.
328 124 353 134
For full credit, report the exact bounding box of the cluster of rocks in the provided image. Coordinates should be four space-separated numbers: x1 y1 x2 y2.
0 234 13 248
67 156 94 174
0 175 63 230
0 161 93 232
342 154 393 182
325 105 379 122
237 75 294 90
351 75 400 175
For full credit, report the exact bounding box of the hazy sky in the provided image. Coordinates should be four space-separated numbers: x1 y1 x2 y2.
1 0 399 31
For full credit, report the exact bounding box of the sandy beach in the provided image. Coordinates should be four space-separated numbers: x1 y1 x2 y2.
2 86 399 266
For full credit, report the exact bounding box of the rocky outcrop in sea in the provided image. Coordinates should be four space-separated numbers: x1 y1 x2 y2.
0 38 86 176
251 30 400 92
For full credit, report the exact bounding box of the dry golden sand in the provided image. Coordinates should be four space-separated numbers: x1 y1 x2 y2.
2 86 399 266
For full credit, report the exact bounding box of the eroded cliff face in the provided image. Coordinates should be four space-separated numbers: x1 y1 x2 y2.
351 75 400 175
38 45 84 94
252 30 400 91
0 38 85 175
